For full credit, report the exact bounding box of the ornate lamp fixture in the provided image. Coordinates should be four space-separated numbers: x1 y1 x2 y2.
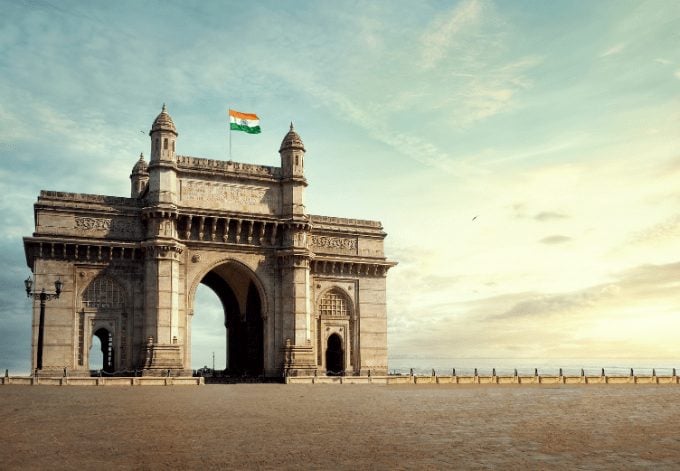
24 276 62 371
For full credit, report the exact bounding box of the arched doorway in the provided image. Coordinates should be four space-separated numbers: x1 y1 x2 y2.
192 262 264 376
92 328 114 373
326 333 344 376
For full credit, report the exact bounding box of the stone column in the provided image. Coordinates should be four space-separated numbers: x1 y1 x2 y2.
141 209 185 375
278 222 315 376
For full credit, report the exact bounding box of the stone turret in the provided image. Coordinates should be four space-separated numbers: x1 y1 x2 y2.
279 123 307 218
147 104 178 205
130 153 149 198
279 122 305 178
149 103 177 162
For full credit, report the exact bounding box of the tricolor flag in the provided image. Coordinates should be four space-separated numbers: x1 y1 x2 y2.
229 109 261 134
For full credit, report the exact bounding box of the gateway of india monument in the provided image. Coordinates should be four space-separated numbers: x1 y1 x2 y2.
22 106 396 377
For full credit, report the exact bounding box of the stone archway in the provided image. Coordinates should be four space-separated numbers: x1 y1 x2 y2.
191 261 265 376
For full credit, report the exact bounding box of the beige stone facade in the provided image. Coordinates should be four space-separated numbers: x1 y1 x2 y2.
23 106 396 377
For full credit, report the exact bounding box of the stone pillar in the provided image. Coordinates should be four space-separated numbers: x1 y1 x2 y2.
278 222 315 376
141 241 184 375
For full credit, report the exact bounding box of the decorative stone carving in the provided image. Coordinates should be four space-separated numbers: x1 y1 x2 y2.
74 217 139 237
310 235 357 255
75 217 111 231
144 244 184 259
82 276 126 309
180 179 275 214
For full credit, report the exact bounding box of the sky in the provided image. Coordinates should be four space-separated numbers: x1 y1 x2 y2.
1 0 679 373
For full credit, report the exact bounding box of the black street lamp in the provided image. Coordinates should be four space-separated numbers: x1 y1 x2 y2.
24 276 62 371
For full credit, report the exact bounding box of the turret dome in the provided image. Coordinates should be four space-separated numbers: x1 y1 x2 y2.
150 103 177 135
131 153 148 175
279 122 305 152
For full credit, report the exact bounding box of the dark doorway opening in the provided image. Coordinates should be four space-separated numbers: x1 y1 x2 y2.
326 333 344 376
93 328 114 373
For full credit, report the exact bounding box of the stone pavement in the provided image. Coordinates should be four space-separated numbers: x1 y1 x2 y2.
1 384 679 469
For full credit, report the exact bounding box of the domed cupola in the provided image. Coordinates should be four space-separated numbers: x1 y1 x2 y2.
150 103 177 136
131 152 148 175
130 153 150 198
149 103 178 163
279 122 306 181
279 122 305 152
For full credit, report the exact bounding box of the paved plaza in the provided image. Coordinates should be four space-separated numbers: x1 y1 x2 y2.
2 384 680 469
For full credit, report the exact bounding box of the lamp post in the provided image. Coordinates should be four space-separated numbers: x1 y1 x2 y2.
24 276 62 371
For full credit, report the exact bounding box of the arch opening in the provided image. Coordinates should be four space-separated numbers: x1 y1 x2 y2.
326 333 344 376
192 263 264 376
90 328 114 373
191 285 227 371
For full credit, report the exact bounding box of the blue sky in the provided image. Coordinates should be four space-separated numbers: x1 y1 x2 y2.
1 0 679 372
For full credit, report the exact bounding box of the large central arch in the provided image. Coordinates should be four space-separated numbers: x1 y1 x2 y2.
189 260 266 376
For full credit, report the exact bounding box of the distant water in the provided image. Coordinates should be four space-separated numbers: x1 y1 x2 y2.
387 358 679 376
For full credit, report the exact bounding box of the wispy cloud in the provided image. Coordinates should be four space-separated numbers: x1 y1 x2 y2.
539 235 572 245
534 211 569 222
630 214 680 245
459 60 537 122
599 43 626 58
390 261 680 359
420 0 483 69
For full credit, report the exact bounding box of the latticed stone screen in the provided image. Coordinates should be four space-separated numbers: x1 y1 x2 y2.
319 290 349 318
82 276 125 309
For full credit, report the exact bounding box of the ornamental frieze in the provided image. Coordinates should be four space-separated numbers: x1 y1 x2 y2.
310 235 357 255
74 217 139 236
179 179 276 214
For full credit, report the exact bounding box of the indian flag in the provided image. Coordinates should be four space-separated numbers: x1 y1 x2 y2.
229 109 261 134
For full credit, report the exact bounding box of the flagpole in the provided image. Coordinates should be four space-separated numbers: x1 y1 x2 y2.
229 108 232 160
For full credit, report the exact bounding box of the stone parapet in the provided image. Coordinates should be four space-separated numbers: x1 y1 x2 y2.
285 374 680 385
177 155 281 180
1 376 203 386
38 190 143 208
